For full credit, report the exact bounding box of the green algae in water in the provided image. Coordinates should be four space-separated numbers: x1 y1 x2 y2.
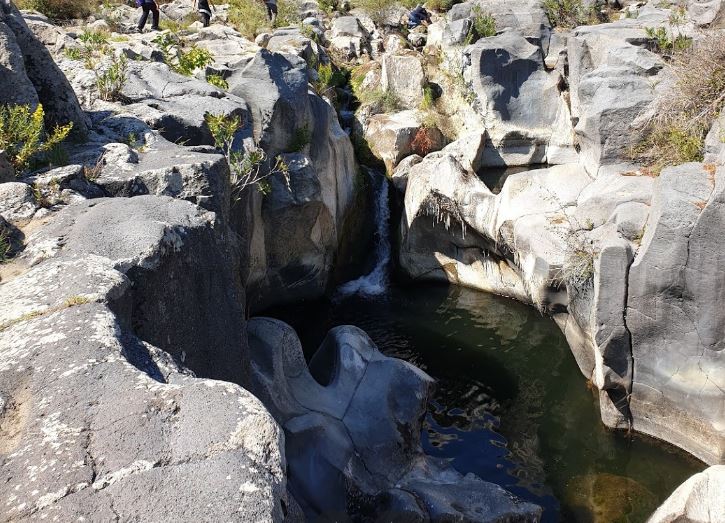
262 283 705 522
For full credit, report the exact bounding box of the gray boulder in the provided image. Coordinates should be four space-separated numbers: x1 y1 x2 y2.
380 53 426 109
247 317 542 522
0 150 15 183
705 113 725 164
627 163 725 465
0 196 288 521
0 181 37 223
120 61 250 147
648 466 725 523
463 31 561 166
0 0 89 135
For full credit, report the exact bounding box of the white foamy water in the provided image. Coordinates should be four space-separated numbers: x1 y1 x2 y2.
337 171 391 297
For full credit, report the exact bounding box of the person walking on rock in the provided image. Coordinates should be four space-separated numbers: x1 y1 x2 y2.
136 0 160 32
194 0 215 27
263 0 277 25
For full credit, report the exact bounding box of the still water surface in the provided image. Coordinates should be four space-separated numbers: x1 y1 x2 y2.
263 283 704 522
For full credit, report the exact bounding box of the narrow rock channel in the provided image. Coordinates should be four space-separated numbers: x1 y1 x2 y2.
1 0 723 521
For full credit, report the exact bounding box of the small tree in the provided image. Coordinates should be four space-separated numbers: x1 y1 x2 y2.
0 104 73 174
205 113 288 198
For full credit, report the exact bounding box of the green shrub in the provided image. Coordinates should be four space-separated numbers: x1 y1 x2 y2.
205 113 289 197
289 126 311 152
425 0 455 12
96 54 128 101
470 5 496 40
317 0 338 13
275 0 302 27
16 0 97 20
207 73 229 90
229 0 270 39
645 26 692 56
315 62 348 95
420 84 436 110
0 104 73 174
635 34 725 172
176 47 214 76
542 0 597 28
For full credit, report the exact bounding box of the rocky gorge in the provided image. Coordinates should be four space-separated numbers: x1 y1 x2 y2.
0 0 723 521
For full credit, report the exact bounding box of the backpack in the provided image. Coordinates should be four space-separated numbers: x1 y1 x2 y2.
135 0 144 6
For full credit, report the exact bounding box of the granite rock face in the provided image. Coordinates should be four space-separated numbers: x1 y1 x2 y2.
247 317 543 522
0 196 288 522
648 466 725 523
627 163 725 464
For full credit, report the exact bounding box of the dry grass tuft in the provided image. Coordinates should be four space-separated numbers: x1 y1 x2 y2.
635 35 725 173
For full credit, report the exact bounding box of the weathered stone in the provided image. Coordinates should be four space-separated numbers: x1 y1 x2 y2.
365 110 444 171
648 466 725 523
627 163 725 465
463 31 560 166
120 61 250 147
0 181 37 223
0 196 287 522
380 53 426 109
247 317 543 522
705 113 725 165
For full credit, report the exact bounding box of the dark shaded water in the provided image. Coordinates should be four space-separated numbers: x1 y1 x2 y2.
262 284 704 522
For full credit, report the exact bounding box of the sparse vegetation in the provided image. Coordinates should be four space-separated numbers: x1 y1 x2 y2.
207 73 229 90
229 0 270 38
0 231 10 264
465 5 496 43
542 0 599 28
205 113 289 198
177 47 214 76
358 88 401 113
314 62 348 96
420 84 436 110
289 126 312 152
635 34 725 173
96 54 128 101
0 104 73 174
645 26 691 56
15 0 97 20
410 127 440 157
353 0 395 27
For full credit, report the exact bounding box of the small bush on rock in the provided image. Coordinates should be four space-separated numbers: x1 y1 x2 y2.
97 54 128 101
16 0 97 20
176 47 214 76
0 104 73 174
636 34 725 172
467 5 496 42
229 0 270 38
207 73 229 90
205 113 289 197
542 0 598 28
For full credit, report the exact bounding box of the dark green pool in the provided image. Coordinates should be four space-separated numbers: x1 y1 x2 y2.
262 283 704 522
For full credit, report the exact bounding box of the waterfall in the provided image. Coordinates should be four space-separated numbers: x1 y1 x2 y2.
338 170 391 297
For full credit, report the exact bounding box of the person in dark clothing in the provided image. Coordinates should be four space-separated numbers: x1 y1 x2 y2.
407 4 431 29
136 0 160 32
194 0 215 27
263 0 277 24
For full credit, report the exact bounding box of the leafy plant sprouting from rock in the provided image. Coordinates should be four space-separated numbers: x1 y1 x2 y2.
465 6 496 44
539 184 597 289
152 33 214 76
0 104 73 174
635 34 725 173
205 113 289 198
353 0 395 27
97 54 128 102
65 30 127 102
206 73 229 90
